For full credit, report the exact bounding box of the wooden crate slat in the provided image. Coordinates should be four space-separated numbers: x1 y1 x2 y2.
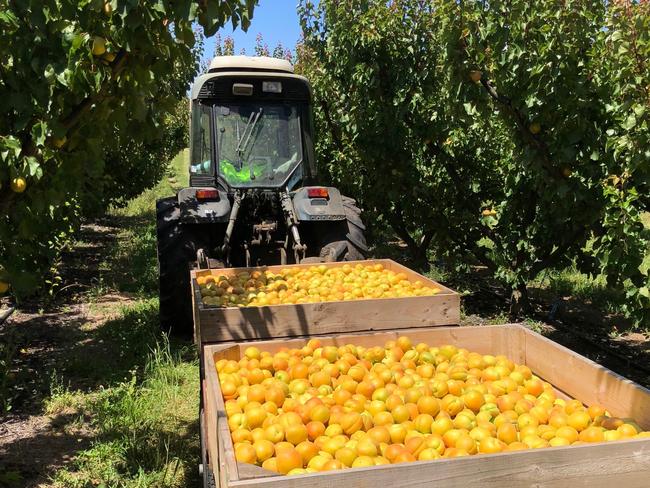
203 379 220 487
228 439 650 488
193 283 204 345
237 463 278 480
206 344 241 483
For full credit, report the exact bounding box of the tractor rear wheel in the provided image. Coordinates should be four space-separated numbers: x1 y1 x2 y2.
156 197 208 336
308 195 368 262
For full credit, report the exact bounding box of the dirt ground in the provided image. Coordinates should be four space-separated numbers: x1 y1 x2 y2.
0 222 137 487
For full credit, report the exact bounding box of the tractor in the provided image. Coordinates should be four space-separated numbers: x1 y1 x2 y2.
156 56 367 336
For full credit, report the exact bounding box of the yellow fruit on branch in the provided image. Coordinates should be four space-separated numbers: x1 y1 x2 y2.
52 136 67 148
529 122 541 135
0 282 10 294
92 36 107 56
10 177 27 193
469 70 483 83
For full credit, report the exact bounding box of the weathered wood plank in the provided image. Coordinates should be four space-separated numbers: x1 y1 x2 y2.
236 463 278 480
206 344 240 483
229 439 650 488
204 379 220 487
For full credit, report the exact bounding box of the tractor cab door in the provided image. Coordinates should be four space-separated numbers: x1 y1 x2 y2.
190 101 217 188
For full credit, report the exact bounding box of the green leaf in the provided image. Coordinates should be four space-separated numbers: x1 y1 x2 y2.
640 255 650 277
26 156 40 176
622 114 636 130
31 122 48 147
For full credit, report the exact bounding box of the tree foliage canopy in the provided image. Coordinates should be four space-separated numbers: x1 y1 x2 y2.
298 0 649 324
0 0 257 294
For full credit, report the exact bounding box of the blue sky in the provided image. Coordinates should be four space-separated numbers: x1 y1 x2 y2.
202 1 303 65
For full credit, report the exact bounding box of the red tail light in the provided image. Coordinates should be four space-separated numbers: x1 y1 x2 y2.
196 189 220 201
307 187 329 199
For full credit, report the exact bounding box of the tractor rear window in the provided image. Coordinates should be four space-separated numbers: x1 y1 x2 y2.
215 103 302 188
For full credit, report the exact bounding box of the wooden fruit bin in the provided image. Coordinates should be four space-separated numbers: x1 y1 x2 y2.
202 325 650 488
191 259 460 345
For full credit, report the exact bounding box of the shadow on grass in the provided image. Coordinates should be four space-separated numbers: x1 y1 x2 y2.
93 214 160 298
1 150 199 487
2 299 200 488
50 301 200 487
61 300 192 388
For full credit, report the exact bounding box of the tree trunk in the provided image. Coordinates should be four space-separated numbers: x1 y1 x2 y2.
410 243 430 271
509 280 532 320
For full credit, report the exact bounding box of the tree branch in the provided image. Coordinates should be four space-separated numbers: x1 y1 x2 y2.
479 78 562 179
388 201 419 253
529 224 591 278
0 50 129 214
60 50 129 132
318 98 345 155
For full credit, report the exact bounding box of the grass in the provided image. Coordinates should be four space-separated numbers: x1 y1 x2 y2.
534 268 624 313
0 329 18 413
52 337 199 488
96 149 190 298
47 149 201 487
530 213 650 328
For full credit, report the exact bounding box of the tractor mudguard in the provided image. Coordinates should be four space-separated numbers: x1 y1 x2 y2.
293 186 347 222
178 188 231 224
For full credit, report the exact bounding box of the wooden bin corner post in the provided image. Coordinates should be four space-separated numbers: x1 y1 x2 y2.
191 275 201 345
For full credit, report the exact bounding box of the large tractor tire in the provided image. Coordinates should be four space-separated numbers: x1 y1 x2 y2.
156 197 208 336
309 195 368 262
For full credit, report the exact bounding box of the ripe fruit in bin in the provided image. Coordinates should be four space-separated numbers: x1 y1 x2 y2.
198 263 440 308
215 337 650 476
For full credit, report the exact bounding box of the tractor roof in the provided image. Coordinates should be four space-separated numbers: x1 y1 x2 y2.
191 56 308 101
208 55 294 74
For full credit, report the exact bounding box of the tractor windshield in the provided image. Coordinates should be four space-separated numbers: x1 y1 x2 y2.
215 103 303 188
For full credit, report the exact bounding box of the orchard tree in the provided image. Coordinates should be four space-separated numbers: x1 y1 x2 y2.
254 32 271 57
298 0 508 266
451 0 649 320
592 0 650 324
86 35 202 213
0 0 257 296
299 0 649 325
214 32 293 61
87 97 190 212
215 33 237 56
446 0 612 313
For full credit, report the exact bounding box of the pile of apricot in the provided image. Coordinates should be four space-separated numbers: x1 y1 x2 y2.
199 263 440 307
216 336 649 475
